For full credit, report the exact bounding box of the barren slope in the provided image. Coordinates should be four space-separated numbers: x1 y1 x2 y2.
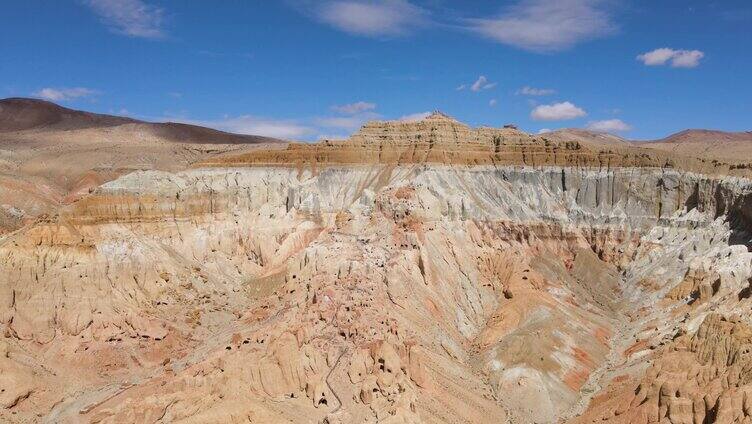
541 129 631 149
639 129 752 165
0 98 280 144
0 98 284 233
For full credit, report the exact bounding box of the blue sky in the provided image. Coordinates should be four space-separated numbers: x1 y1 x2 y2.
1 0 750 140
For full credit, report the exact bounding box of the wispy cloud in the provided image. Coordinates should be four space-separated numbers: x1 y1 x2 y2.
517 86 556 96
331 101 377 114
718 7 752 22
637 48 704 68
586 118 631 132
316 113 380 130
83 0 166 39
399 111 431 122
317 134 351 141
196 50 254 60
531 101 587 121
168 102 386 141
107 107 132 116
309 0 428 37
321 101 381 130
489 99 498 107
173 115 316 139
32 87 100 102
466 0 616 52
457 76 496 92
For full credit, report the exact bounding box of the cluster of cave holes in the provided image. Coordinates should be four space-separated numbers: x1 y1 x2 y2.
226 336 261 351
738 277 752 301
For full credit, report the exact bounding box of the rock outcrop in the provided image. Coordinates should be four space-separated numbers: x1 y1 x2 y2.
575 314 752 423
200 112 752 179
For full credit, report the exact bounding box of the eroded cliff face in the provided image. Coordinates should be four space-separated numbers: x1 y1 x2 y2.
0 159 750 423
1 114 751 423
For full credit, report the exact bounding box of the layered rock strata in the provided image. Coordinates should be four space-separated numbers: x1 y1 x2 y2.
0 113 750 423
200 113 751 179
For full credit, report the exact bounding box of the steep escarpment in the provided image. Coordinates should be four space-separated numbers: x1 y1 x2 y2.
0 113 750 423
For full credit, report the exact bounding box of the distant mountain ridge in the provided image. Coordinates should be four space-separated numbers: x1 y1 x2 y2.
645 129 752 144
541 128 631 148
541 127 751 163
0 97 283 145
0 97 136 132
637 129 752 163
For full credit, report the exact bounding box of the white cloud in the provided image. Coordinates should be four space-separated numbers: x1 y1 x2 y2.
531 101 587 121
489 99 498 107
107 107 131 116
637 48 704 68
83 0 165 39
175 116 315 139
314 0 427 37
399 112 431 122
470 76 497 92
324 102 380 130
456 84 466 91
32 87 100 101
636 48 674 66
169 105 384 141
331 101 376 114
538 128 552 134
467 0 616 52
671 50 704 68
517 86 555 96
317 134 350 140
215 117 314 139
585 119 632 132
316 112 380 130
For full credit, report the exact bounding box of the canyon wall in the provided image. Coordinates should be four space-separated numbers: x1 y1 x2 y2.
0 161 750 423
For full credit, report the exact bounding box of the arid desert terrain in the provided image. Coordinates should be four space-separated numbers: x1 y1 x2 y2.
1 100 752 423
